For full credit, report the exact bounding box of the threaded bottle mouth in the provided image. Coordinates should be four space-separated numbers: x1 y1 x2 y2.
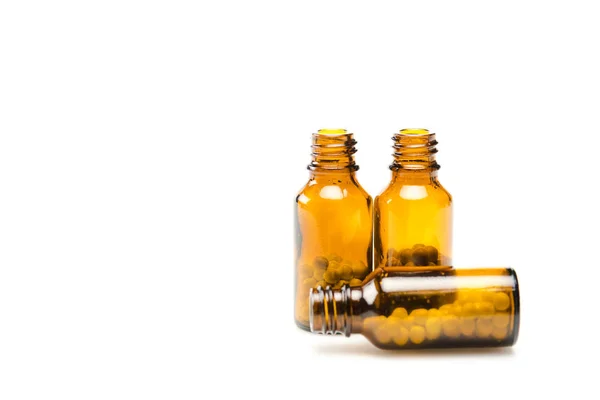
391 128 440 171
308 129 359 172
309 285 352 336
309 286 324 333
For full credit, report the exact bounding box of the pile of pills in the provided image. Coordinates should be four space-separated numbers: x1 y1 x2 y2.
296 254 370 323
363 289 512 347
384 244 440 267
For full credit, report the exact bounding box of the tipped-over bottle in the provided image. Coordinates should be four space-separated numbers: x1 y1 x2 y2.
310 266 520 349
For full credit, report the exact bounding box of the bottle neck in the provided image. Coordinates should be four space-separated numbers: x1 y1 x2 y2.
308 170 358 183
308 129 359 173
391 169 438 184
390 129 440 176
310 285 362 336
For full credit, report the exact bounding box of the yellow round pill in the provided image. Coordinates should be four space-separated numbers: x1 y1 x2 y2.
461 302 476 317
476 318 494 338
327 254 342 263
492 313 510 329
409 326 426 344
410 308 429 326
428 308 441 318
393 327 410 346
374 324 393 344
340 265 354 280
402 315 415 329
439 304 453 316
475 301 495 317
460 317 476 337
425 318 442 340
328 261 340 271
492 325 508 340
451 303 463 317
391 307 408 319
351 261 369 278
385 317 403 334
313 256 329 270
493 292 511 311
442 316 460 338
323 270 340 284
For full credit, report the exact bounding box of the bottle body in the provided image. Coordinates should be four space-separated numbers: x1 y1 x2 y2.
310 267 520 349
294 130 373 330
375 129 452 268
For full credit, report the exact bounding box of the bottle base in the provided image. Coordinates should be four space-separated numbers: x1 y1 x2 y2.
295 319 311 332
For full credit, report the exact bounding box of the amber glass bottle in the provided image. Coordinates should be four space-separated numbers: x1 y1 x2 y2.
294 129 373 331
310 266 520 349
374 129 452 268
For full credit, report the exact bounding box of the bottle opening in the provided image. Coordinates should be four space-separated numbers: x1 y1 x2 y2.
390 129 439 172
309 129 358 172
400 128 430 136
318 128 348 136
309 285 352 336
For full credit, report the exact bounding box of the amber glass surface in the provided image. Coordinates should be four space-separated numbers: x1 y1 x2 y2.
294 129 373 330
310 267 519 350
374 129 452 268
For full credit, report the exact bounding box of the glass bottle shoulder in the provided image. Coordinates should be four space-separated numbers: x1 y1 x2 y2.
296 174 372 207
375 176 452 206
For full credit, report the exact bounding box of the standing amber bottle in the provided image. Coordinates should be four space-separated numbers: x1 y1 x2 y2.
375 129 452 268
294 129 373 331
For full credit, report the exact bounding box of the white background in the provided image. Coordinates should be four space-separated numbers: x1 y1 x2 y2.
1 1 599 399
